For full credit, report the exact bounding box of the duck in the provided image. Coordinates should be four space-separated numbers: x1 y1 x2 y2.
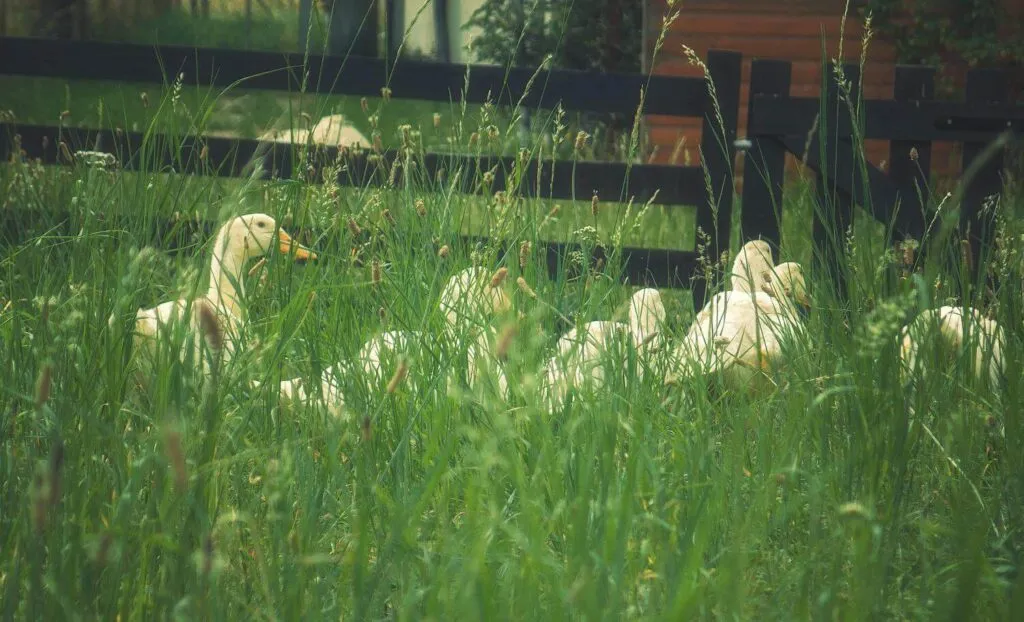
899 305 1005 392
131 213 315 377
265 266 513 415
540 287 667 409
259 365 347 420
728 239 776 294
666 260 810 395
433 266 512 396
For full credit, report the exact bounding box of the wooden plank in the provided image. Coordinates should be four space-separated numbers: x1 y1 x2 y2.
740 59 792 249
888 66 935 240
812 61 860 307
748 96 1024 142
655 57 896 88
1 123 708 206
660 34 898 63
692 50 742 309
960 68 1010 291
645 85 896 128
0 37 707 118
658 12 871 38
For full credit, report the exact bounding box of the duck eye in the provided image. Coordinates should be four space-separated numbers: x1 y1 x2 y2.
256 221 266 229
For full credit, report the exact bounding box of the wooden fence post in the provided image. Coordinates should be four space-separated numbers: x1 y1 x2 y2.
812 61 861 309
961 67 1010 295
889 66 935 242
741 59 792 255
692 49 741 310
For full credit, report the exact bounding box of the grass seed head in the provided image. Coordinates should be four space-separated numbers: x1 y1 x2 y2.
438 245 450 258
574 131 589 152
35 362 53 409
961 239 973 271
415 198 427 216
371 260 382 285
433 112 441 128
346 217 362 238
46 439 64 507
591 191 599 217
516 276 537 299
519 240 531 269
381 86 392 102
387 359 409 394
164 428 187 492
496 323 518 361
197 304 224 352
490 267 509 288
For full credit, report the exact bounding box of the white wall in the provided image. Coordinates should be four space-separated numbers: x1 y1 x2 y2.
393 0 486 63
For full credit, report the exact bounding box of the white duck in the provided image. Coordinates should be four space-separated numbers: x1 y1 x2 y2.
261 365 347 420
439 266 514 398
266 266 513 414
728 239 776 294
667 260 810 395
899 305 1005 392
261 329 426 419
541 287 667 409
131 213 315 376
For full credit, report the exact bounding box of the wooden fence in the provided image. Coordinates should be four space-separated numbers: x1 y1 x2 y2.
2 36 1023 308
741 59 1023 301
0 36 741 310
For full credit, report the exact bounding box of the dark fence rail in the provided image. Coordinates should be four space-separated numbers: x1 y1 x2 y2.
0 36 708 117
0 36 742 308
2 124 709 207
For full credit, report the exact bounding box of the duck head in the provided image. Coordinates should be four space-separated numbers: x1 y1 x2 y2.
767 262 811 317
218 213 317 265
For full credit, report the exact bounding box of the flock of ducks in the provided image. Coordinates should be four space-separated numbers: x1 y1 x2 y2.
126 213 1009 418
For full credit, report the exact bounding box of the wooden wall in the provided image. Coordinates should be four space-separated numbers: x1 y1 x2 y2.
643 0 966 181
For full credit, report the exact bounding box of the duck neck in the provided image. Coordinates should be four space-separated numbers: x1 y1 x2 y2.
208 230 247 318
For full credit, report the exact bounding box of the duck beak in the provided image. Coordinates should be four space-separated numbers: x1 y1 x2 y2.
278 230 316 262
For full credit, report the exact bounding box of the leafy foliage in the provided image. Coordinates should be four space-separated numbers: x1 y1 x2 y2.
862 0 1024 67
464 0 645 160
464 0 643 74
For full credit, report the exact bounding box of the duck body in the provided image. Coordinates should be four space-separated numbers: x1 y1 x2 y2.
269 266 514 415
130 213 315 382
900 305 1005 391
667 254 809 395
541 288 667 409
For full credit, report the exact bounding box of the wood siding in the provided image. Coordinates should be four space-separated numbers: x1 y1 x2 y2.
644 3 966 181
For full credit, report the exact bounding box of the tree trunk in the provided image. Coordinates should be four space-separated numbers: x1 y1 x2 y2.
433 0 449 62
384 0 403 58
299 0 313 51
37 0 87 38
326 0 377 57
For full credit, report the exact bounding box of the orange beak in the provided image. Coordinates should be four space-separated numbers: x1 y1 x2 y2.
278 230 316 262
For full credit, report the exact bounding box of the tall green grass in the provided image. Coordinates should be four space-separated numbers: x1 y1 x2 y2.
2 6 1023 621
